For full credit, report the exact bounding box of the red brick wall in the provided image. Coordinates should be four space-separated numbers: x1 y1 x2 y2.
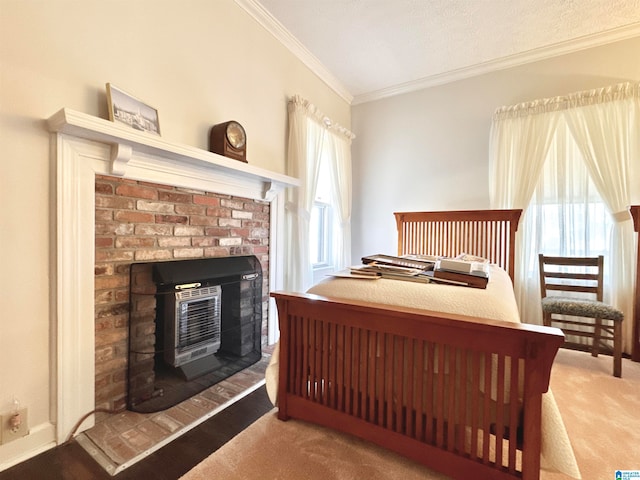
94 175 270 411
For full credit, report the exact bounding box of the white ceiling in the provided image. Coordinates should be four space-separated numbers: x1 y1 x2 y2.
238 0 640 104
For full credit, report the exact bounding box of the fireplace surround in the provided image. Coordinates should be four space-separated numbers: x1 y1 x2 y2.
48 108 298 444
94 174 272 412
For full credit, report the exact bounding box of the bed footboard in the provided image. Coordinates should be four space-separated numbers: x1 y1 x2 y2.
272 292 563 480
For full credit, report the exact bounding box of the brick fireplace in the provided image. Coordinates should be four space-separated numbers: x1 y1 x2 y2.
94 176 271 412
48 108 298 444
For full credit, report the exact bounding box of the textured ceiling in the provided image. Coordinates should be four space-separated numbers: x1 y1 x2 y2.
254 0 640 103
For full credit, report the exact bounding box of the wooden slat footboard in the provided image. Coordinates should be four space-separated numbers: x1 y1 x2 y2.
395 209 522 282
272 292 564 480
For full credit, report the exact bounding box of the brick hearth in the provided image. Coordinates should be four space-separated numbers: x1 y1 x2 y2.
76 351 272 475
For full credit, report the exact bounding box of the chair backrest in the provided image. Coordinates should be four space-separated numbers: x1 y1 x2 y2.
538 254 604 301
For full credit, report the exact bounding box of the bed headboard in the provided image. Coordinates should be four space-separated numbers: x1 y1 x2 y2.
394 209 522 281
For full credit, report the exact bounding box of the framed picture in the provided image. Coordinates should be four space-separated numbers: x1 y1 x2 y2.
106 83 161 135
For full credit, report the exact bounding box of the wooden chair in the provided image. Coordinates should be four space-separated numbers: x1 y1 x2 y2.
538 254 624 377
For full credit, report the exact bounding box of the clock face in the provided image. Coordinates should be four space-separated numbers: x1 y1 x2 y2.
226 122 246 149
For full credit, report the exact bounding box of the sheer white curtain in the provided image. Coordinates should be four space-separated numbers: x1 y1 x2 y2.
326 131 353 271
284 96 325 291
489 103 561 313
564 86 638 352
489 102 560 209
284 95 354 292
489 82 639 354
518 124 615 337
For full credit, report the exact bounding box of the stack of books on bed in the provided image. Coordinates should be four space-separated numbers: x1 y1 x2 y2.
335 253 490 288
345 254 436 283
431 254 490 289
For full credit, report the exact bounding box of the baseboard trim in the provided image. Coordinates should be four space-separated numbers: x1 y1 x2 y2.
0 422 56 472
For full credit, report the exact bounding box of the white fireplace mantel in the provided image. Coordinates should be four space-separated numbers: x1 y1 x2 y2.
48 108 299 200
47 108 298 444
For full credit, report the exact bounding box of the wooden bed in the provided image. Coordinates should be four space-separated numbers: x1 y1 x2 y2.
271 209 570 480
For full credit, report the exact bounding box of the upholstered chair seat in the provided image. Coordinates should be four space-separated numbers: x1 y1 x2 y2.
541 296 624 322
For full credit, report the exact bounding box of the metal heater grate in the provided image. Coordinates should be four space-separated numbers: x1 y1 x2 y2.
170 285 221 367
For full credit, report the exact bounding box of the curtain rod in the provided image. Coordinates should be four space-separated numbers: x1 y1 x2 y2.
493 82 640 120
289 94 356 140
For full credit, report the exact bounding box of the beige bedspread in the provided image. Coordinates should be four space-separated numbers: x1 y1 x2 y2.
266 266 581 478
308 265 520 323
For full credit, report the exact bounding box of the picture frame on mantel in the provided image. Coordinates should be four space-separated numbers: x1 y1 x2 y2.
106 83 161 135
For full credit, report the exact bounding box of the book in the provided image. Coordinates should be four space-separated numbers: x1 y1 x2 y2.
375 270 432 284
438 258 475 273
357 263 424 275
432 268 489 289
454 253 489 264
380 273 433 283
401 254 441 263
329 269 381 280
353 262 432 283
422 273 469 286
349 265 384 277
361 254 435 271
438 253 490 276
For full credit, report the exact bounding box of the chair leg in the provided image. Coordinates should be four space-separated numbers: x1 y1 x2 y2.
591 318 602 357
542 312 551 327
613 320 622 378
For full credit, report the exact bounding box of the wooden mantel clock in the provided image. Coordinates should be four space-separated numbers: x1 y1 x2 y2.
208 120 247 162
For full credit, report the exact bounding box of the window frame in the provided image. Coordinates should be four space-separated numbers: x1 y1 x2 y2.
310 199 334 283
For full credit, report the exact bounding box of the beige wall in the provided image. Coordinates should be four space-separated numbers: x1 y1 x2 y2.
0 0 349 468
351 36 640 260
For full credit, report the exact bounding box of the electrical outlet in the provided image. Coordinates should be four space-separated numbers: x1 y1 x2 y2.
0 408 29 444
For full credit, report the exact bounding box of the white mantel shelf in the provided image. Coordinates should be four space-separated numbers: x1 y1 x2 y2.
47 108 299 198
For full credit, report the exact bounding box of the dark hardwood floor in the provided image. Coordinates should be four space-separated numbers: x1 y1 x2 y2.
0 386 273 480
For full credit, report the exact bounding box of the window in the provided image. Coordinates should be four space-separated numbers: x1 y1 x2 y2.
310 202 331 266
285 94 353 293
518 123 616 337
310 152 336 283
523 130 613 276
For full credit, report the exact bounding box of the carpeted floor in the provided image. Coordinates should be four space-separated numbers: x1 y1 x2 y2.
542 349 640 480
180 408 449 480
181 349 640 480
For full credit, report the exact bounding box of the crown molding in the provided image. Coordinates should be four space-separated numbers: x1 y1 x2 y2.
353 22 640 105
234 0 353 104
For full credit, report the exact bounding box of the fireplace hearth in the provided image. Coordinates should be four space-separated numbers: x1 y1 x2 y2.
128 256 263 413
